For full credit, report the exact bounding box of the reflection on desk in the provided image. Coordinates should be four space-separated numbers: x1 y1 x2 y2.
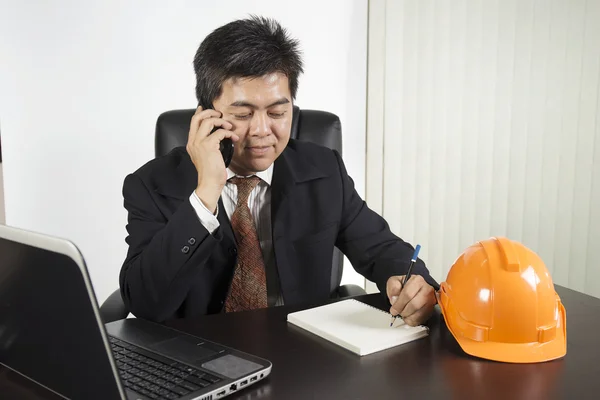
0 367 64 400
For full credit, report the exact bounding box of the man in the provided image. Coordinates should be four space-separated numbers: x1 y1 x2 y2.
120 16 438 325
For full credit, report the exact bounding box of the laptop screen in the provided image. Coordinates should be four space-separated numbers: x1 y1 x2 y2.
0 234 123 399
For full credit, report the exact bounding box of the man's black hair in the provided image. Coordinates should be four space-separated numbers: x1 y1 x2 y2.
194 15 304 107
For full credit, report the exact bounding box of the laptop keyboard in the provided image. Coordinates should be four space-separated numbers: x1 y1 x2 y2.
108 336 222 399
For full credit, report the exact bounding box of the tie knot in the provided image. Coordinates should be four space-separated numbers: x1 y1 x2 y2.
230 176 261 203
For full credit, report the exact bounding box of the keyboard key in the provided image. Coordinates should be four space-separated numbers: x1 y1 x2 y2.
189 370 205 379
173 363 190 371
204 374 221 383
120 373 133 380
171 386 190 396
148 384 161 393
184 376 210 388
180 381 200 391
130 371 142 378
165 394 179 400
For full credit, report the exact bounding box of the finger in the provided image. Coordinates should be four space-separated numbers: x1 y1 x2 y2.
399 284 429 318
403 312 424 327
403 297 435 327
205 128 240 145
390 275 421 316
386 276 404 306
196 117 234 140
188 109 223 143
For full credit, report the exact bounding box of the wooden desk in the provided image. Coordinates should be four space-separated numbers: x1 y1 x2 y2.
166 285 600 400
1 285 598 399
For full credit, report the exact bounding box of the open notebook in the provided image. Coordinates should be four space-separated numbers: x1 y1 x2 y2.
287 299 429 356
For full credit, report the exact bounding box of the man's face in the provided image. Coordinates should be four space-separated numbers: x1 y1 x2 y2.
212 72 293 175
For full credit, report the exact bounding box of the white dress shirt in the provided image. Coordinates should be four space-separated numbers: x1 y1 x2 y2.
188 165 284 306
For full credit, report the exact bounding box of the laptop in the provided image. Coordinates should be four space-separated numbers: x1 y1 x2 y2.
0 224 272 400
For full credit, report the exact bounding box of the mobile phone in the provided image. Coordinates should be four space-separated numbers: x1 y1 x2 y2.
200 102 234 167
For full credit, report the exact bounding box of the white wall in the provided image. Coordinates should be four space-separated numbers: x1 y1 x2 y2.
0 0 368 304
366 0 600 298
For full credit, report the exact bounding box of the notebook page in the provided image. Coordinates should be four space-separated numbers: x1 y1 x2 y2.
287 299 429 356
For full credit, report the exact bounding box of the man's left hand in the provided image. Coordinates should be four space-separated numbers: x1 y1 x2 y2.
386 275 436 326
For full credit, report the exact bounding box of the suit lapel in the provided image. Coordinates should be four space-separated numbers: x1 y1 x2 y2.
271 141 328 231
270 142 329 300
270 154 293 237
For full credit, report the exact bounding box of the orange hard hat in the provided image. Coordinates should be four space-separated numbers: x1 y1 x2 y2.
437 237 566 363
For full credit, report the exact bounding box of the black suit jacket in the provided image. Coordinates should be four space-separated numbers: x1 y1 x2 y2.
120 139 438 322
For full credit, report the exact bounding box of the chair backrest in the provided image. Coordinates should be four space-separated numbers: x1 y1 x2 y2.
154 106 345 295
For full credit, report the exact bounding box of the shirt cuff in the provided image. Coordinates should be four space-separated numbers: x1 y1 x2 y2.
189 191 220 234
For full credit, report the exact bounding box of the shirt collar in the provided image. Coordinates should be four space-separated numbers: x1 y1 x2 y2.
226 163 274 186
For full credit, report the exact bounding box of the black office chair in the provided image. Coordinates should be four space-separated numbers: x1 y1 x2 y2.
100 106 366 323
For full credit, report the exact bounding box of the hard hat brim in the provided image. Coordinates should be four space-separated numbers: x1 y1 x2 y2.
438 292 567 363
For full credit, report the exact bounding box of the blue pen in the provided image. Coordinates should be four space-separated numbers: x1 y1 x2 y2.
390 244 421 327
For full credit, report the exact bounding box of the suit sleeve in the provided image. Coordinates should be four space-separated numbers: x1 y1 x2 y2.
331 150 440 294
119 173 222 322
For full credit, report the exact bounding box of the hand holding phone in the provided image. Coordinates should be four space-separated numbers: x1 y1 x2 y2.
186 105 239 213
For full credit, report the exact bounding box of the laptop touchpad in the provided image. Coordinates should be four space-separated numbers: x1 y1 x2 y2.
150 336 217 362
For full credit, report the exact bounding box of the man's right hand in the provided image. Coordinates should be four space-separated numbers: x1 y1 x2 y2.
186 106 239 213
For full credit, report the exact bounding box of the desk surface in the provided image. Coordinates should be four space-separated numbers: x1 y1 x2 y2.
167 285 600 400
1 285 599 399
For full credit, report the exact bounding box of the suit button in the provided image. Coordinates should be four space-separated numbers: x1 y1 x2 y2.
188 237 196 245
230 248 237 255
181 245 190 254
